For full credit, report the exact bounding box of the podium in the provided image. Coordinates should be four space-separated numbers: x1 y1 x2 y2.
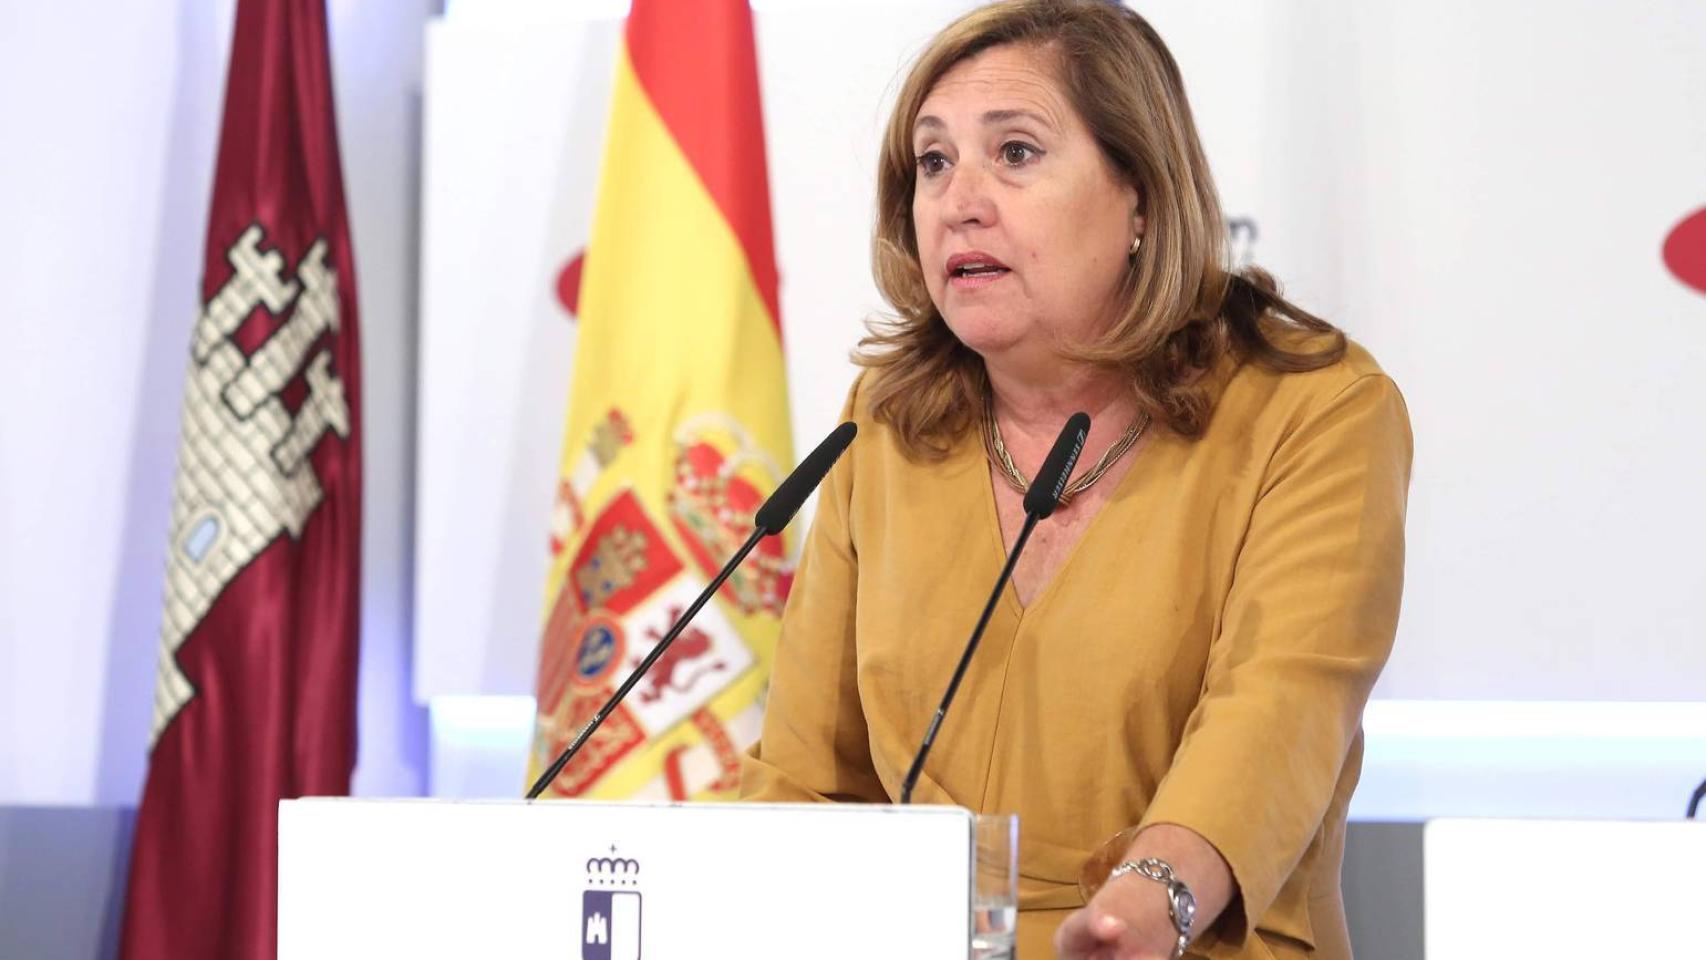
279 798 976 959
1424 818 1706 958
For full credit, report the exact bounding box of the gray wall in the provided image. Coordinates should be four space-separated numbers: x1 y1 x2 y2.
0 807 136 960
1343 822 1425 960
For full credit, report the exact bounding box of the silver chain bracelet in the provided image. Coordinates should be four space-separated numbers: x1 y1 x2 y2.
1107 857 1196 959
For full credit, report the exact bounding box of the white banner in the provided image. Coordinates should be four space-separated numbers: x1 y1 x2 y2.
279 798 974 959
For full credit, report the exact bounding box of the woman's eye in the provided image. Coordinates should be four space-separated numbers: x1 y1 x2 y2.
915 151 950 177
1000 141 1041 166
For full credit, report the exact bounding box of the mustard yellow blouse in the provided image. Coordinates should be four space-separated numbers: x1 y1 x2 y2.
740 340 1411 959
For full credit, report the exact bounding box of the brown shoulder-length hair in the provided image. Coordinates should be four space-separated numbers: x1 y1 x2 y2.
857 0 1344 458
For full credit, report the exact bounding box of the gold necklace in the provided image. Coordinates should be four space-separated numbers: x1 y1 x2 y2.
980 390 1149 509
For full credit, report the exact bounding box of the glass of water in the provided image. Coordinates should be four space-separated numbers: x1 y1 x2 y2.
972 812 1018 960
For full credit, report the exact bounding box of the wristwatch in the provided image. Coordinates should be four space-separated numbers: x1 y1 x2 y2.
1108 857 1196 959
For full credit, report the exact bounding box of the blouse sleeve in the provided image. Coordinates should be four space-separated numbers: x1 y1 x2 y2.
738 387 888 804
1139 372 1412 945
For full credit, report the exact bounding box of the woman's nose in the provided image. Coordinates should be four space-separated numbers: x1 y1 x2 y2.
941 161 997 229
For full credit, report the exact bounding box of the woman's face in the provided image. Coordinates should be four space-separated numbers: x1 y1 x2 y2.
911 43 1141 374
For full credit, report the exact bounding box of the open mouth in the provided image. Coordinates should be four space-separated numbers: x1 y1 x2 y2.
946 253 1011 285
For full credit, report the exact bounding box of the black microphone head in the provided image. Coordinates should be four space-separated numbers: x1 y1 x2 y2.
754 421 857 535
1023 412 1090 518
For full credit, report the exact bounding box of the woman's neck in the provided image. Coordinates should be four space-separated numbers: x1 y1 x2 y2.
984 358 1141 478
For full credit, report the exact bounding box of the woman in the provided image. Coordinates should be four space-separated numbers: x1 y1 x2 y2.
740 2 1410 958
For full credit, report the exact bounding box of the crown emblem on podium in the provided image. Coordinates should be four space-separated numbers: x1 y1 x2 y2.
586 847 642 887
582 845 644 960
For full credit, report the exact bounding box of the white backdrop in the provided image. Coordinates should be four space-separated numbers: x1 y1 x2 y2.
2 0 1701 815
415 0 1706 710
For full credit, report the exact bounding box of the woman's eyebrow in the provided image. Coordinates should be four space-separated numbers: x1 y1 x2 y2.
913 109 1057 134
979 108 1055 130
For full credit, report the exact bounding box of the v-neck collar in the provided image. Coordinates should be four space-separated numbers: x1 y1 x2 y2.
974 425 1153 621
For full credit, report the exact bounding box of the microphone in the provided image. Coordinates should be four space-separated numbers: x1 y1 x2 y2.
756 421 857 534
899 413 1090 804
1023 413 1087 519
526 421 857 800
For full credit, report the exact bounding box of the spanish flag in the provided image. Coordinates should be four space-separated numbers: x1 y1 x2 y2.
527 0 792 801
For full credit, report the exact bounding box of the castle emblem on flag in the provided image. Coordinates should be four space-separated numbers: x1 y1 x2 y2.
150 223 351 745
583 847 643 960
576 527 654 611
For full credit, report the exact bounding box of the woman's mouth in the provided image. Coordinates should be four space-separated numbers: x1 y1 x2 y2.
946 252 1012 288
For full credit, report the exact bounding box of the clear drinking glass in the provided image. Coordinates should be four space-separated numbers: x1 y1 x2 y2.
972 812 1019 960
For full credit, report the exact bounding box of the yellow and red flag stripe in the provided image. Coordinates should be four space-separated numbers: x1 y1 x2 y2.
527 0 792 802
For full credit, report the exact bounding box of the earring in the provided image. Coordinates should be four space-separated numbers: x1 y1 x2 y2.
1128 233 1143 258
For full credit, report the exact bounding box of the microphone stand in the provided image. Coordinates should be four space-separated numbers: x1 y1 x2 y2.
899 512 1038 804
897 411 1086 805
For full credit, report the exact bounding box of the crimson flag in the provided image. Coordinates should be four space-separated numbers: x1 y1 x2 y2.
120 0 361 957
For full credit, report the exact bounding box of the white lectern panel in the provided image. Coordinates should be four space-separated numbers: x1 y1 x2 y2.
279 799 972 960
1425 818 1706 958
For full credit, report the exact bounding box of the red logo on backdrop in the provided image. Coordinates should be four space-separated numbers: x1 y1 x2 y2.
1663 208 1706 296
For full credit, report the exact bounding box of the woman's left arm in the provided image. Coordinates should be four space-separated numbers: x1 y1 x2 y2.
1059 372 1413 959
